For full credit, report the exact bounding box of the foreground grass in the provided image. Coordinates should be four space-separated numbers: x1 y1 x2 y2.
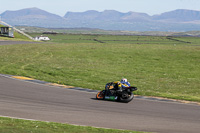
0 35 199 102
0 117 143 133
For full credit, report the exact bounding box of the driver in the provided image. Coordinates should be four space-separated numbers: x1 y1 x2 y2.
120 78 130 87
105 78 130 93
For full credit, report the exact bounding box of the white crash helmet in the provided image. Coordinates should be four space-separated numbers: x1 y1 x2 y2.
121 78 127 83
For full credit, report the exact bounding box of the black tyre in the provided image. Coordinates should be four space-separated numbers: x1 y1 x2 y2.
119 91 134 103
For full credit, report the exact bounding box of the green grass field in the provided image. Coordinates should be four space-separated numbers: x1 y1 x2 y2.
0 117 143 133
0 34 200 102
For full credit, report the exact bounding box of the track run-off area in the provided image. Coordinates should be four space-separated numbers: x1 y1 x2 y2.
0 74 200 133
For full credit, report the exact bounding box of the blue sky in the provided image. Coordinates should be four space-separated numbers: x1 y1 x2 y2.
0 0 200 16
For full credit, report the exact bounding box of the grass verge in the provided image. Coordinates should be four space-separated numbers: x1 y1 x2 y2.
0 117 145 133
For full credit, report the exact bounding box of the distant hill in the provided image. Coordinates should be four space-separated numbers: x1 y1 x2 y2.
1 8 200 31
64 10 151 22
1 8 65 27
152 9 200 22
64 10 100 20
1 7 62 20
121 12 151 21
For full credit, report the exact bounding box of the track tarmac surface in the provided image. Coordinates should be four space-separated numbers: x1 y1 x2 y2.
0 75 200 133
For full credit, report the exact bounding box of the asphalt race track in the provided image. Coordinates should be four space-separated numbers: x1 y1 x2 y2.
0 75 200 133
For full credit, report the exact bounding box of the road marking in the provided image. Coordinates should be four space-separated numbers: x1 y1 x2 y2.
46 83 75 88
12 76 34 80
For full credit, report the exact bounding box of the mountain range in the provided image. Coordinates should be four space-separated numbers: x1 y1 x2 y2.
1 7 200 31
